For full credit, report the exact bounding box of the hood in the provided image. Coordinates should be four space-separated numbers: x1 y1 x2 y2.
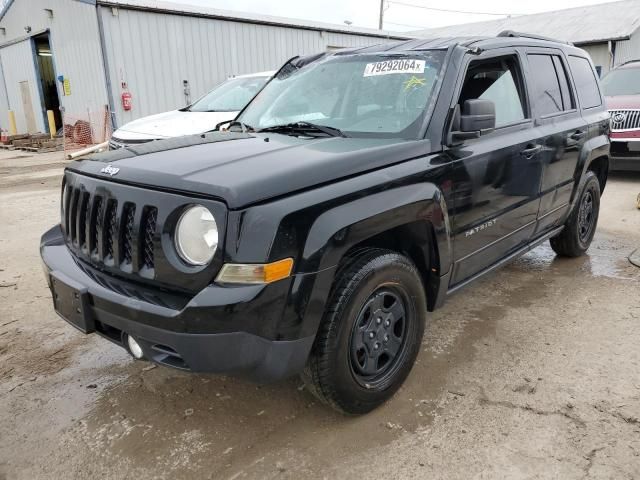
112 110 239 140
605 95 640 110
71 131 431 209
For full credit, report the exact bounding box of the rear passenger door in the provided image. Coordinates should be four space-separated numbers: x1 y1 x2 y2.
447 51 544 286
523 49 587 234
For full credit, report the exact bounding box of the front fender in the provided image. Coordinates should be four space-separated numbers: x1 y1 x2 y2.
286 182 452 339
299 183 451 273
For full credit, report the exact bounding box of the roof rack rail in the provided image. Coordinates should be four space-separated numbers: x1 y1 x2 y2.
497 30 572 45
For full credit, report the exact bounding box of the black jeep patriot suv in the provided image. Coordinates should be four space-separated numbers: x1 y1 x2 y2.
41 32 610 414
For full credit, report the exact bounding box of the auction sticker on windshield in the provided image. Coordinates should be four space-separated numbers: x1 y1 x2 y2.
363 59 426 77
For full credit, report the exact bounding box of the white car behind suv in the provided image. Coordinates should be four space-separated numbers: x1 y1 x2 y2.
109 70 274 148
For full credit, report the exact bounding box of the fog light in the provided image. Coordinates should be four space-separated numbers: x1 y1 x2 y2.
127 335 144 359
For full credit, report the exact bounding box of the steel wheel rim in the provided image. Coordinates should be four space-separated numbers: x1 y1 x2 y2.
578 190 595 242
349 286 409 386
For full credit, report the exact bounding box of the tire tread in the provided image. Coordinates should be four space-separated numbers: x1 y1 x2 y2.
302 248 424 414
550 171 600 258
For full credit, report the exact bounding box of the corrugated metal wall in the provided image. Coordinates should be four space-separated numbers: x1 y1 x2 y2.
0 59 9 121
0 39 44 133
0 0 109 133
581 43 612 76
99 6 392 126
614 31 640 66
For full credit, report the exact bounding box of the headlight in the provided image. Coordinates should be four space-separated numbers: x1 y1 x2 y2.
174 205 218 266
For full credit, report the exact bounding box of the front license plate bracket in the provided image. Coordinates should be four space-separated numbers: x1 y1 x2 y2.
50 271 95 334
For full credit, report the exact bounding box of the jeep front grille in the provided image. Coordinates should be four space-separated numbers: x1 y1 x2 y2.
104 200 117 263
62 184 154 273
122 203 136 266
142 207 157 270
78 192 90 252
90 197 103 257
60 171 225 293
609 109 640 131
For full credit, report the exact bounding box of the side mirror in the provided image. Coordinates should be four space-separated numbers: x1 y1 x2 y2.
450 99 496 143
215 119 232 131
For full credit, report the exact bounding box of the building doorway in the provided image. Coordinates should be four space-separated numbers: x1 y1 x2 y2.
33 33 61 133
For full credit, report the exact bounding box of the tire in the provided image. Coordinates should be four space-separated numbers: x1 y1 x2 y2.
302 248 427 415
550 171 601 257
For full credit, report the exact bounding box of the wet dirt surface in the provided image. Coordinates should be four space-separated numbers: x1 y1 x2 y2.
1 150 639 479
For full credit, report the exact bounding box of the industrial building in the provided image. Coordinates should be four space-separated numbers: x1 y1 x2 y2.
413 0 640 77
0 0 410 135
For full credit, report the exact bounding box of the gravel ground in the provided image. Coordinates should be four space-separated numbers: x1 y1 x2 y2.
1 150 639 480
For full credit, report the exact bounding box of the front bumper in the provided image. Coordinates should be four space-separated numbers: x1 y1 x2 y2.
610 137 640 171
40 225 315 382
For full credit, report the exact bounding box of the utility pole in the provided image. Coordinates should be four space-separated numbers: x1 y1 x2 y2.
378 0 384 29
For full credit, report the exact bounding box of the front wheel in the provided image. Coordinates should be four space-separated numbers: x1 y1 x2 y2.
550 171 601 257
302 249 427 415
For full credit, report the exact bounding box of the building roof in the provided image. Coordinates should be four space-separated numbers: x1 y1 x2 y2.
96 0 412 40
412 0 640 45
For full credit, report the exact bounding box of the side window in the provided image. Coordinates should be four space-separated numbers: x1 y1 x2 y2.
553 56 575 111
568 55 602 109
527 54 575 116
458 56 527 127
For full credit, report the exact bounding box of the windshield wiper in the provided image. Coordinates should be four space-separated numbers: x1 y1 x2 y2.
258 122 347 138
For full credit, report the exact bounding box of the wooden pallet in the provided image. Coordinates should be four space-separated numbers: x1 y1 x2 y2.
0 133 64 153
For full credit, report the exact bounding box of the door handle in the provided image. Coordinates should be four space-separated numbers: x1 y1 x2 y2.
569 130 586 141
520 145 542 158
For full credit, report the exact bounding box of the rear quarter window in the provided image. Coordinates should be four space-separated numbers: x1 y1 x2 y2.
527 54 574 116
568 55 602 109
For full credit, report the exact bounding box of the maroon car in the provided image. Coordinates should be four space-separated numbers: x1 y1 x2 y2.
602 60 640 171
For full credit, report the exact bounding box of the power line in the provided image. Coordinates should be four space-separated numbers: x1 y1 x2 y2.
387 0 523 17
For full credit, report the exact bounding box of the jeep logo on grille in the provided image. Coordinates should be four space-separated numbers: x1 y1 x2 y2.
612 112 627 124
100 165 120 176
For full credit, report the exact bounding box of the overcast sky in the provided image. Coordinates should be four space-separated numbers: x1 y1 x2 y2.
172 0 622 31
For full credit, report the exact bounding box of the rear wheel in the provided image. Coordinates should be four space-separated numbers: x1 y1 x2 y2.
302 249 427 415
550 171 600 257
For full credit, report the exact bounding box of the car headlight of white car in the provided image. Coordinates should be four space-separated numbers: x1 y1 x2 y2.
174 205 219 266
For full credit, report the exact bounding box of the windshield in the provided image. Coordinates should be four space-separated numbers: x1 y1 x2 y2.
237 51 446 138
601 67 640 96
189 75 271 112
